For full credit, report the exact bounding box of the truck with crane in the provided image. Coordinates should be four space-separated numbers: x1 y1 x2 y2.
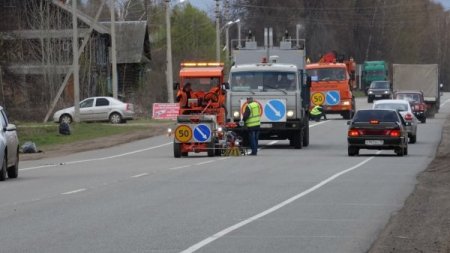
227 28 311 149
306 51 356 119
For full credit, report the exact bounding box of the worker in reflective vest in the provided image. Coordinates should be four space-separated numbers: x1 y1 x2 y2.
176 82 195 108
310 105 326 122
242 97 261 155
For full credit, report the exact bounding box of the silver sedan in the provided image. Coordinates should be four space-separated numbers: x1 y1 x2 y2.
373 99 418 143
0 106 19 181
53 97 135 124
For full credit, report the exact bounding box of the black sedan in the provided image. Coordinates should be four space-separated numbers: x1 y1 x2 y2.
347 109 409 156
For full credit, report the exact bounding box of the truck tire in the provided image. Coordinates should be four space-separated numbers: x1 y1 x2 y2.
409 135 416 144
342 110 352 120
174 143 181 158
292 130 303 149
421 117 426 123
207 142 215 157
367 97 373 103
302 123 309 147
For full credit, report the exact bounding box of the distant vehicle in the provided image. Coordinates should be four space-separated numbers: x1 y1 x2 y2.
347 109 409 156
394 90 427 123
392 64 440 117
367 80 392 103
362 61 389 95
0 106 19 181
373 99 418 143
53 96 134 124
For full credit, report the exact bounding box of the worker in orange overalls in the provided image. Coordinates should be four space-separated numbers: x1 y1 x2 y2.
176 82 195 108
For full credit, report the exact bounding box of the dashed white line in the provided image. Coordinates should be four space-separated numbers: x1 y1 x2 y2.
131 173 149 178
169 165 192 170
21 142 172 171
179 151 382 253
195 160 215 166
61 188 86 195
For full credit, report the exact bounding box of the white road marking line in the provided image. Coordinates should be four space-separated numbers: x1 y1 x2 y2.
196 160 215 166
441 99 450 107
310 120 328 127
61 188 86 195
169 165 192 170
179 151 382 253
20 142 172 171
131 173 148 178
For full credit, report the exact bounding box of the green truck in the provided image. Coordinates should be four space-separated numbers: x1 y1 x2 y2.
362 61 389 94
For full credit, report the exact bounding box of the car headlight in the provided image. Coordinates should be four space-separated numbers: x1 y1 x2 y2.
368 91 373 94
384 91 389 94
287 110 294 117
233 111 240 118
342 101 351 106
217 127 223 132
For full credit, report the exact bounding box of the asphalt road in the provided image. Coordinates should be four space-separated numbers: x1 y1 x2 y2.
2 93 450 253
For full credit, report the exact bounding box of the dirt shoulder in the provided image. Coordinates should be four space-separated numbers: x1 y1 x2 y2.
369 115 450 253
20 124 171 161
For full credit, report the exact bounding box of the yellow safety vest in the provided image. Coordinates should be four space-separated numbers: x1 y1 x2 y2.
245 102 261 127
310 106 322 116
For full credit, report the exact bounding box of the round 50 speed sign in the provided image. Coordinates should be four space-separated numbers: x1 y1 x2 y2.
174 125 192 143
311 92 325 106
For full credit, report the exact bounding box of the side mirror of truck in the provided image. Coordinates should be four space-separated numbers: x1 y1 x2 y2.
222 82 230 90
173 82 179 90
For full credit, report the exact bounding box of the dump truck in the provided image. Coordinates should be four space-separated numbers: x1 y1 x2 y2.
171 62 227 158
392 64 440 117
362 61 389 94
227 27 310 149
306 51 356 119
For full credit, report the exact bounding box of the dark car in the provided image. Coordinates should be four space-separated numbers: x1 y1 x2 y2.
394 90 427 123
367 81 392 103
347 109 409 156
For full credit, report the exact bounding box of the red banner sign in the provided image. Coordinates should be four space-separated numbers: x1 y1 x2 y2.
152 103 179 120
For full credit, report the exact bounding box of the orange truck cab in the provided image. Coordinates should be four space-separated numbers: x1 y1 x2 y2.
306 52 356 119
172 62 228 158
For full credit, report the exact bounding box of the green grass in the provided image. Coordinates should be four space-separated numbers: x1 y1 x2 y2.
16 119 173 148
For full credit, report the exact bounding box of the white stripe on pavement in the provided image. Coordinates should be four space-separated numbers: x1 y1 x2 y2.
441 99 450 107
131 173 149 178
61 188 86 195
179 151 382 253
21 142 172 171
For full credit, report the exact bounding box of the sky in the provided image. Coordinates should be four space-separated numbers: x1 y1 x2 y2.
187 0 450 12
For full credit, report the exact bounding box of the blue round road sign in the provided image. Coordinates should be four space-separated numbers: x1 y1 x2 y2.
326 91 340 105
193 124 211 142
264 99 286 121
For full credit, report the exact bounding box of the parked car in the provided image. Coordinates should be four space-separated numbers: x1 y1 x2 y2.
394 90 427 123
53 97 135 124
373 99 418 143
347 109 409 156
367 81 393 103
0 106 19 181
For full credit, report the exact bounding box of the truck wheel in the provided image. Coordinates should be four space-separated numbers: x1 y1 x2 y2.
421 118 426 123
409 135 416 144
342 110 352 120
367 97 373 103
302 122 309 147
174 143 181 158
292 130 303 149
207 142 215 157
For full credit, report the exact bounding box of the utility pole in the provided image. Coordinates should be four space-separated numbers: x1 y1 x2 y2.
165 0 174 103
215 0 220 61
110 0 118 99
72 0 80 122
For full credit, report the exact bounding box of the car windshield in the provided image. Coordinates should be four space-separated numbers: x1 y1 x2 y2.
306 67 346 81
374 103 409 112
396 93 421 103
353 110 399 123
365 70 385 77
230 71 297 91
370 82 389 89
182 77 220 92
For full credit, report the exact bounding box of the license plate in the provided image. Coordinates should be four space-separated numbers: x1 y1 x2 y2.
365 140 383 145
375 95 382 98
260 123 272 128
